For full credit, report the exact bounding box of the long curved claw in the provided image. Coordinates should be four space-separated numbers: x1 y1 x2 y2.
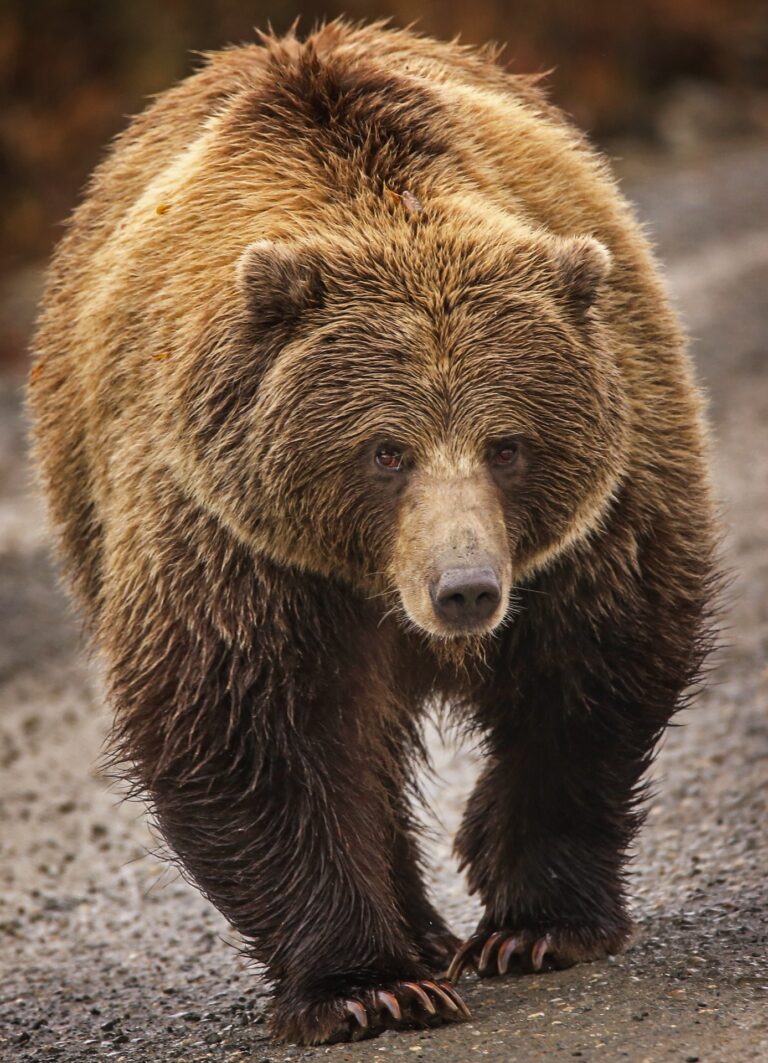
498 934 524 975
531 935 553 972
478 930 505 973
437 980 472 1020
376 989 402 1022
422 979 459 1015
345 999 369 1029
335 976 469 1042
401 981 437 1015
446 934 481 982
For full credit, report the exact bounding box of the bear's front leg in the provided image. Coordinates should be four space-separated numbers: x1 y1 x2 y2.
450 663 659 982
264 744 469 1043
107 569 468 1044
448 495 715 986
451 724 641 980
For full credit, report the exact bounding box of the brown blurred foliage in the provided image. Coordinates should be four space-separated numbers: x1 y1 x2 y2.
0 0 766 320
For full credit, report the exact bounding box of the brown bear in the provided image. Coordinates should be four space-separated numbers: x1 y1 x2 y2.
28 19 719 1046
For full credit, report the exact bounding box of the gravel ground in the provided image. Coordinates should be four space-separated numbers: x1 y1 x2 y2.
1 140 767 1063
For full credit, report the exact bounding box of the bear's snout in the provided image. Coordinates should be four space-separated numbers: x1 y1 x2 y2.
430 566 501 627
391 467 511 638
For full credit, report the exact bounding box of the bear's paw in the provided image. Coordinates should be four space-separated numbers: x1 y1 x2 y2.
447 925 630 982
272 978 470 1044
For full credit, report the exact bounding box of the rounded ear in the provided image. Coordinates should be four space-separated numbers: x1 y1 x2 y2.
236 239 325 328
550 235 612 318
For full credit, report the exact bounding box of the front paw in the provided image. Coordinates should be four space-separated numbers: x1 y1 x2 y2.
447 924 630 981
272 978 471 1045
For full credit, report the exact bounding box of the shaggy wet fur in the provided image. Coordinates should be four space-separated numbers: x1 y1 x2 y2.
28 20 719 1045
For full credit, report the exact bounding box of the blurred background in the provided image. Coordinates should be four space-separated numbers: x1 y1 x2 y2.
2 0 768 366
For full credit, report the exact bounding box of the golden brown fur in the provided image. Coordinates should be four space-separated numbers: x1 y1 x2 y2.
28 20 718 1045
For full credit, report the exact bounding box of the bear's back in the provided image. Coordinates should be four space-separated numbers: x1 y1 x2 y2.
36 21 615 310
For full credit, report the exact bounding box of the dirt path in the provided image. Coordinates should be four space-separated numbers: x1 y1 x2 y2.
1 141 766 1063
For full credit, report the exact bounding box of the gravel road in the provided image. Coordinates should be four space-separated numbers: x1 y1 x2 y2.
1 140 766 1063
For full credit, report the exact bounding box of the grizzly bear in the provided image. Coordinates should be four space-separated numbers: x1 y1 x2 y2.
28 19 718 1046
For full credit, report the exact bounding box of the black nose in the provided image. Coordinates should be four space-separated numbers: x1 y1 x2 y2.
430 567 502 625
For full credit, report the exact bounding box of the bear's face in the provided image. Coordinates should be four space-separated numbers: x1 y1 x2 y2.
177 224 629 640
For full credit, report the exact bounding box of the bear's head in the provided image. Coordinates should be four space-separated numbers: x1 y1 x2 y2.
175 215 629 642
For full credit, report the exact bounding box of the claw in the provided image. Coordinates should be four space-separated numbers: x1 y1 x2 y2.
376 989 402 1022
498 934 524 974
446 935 480 983
532 935 553 972
437 980 471 1020
345 999 369 1029
478 930 505 972
401 981 436 1015
422 979 458 1014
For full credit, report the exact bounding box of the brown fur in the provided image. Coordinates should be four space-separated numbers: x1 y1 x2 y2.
28 19 719 1045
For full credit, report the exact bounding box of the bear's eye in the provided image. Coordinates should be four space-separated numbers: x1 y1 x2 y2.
490 439 522 467
375 446 405 471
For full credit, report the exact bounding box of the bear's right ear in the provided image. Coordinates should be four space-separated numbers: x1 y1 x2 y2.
236 239 325 329
550 235 612 319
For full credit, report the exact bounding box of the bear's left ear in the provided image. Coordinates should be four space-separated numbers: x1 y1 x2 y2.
550 235 612 319
236 239 325 330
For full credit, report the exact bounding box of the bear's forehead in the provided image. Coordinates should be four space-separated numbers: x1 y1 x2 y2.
274 316 582 450
323 232 567 362
313 283 568 374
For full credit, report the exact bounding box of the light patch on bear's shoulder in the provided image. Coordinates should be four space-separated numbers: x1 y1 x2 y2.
85 127 220 319
126 124 220 230
430 79 532 131
429 76 618 238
